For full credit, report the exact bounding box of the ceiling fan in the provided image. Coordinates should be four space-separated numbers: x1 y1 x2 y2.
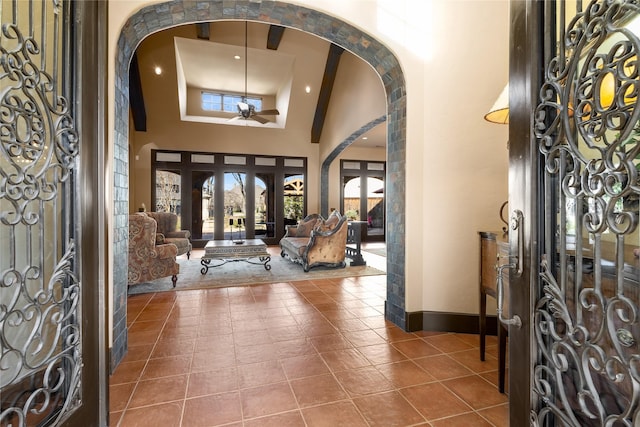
230 22 280 125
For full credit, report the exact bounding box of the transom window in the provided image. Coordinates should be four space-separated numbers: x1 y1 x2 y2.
201 91 263 112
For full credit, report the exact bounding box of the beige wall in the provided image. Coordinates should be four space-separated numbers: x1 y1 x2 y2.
109 0 510 320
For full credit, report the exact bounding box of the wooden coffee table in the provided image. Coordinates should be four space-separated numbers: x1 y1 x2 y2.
200 239 271 274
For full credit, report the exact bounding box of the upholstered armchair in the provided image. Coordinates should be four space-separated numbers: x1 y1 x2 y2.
128 213 179 287
145 211 192 259
280 212 348 272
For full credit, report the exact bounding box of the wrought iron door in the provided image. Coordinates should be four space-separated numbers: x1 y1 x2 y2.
0 1 106 426
510 0 640 425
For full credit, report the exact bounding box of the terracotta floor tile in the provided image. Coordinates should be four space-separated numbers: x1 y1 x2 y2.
480 369 509 393
449 348 499 373
343 329 388 347
237 359 286 388
234 342 279 364
182 392 242 426
187 367 239 398
443 375 509 410
275 337 318 358
115 269 511 427
375 360 436 388
320 348 371 372
301 401 369 427
150 337 196 358
478 403 509 427
243 410 306 427
392 338 442 358
280 354 331 379
400 382 472 420
109 360 146 385
424 333 476 353
240 382 298 419
357 343 408 364
121 344 154 363
334 366 394 396
352 391 426 427
430 412 493 426
109 382 135 412
140 354 192 380
290 373 349 407
118 401 183 427
373 326 419 342
309 333 354 352
128 375 188 408
191 350 237 372
413 354 474 380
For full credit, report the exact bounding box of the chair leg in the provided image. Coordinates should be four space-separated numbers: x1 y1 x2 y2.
498 323 507 393
171 274 177 287
479 290 487 361
187 250 191 260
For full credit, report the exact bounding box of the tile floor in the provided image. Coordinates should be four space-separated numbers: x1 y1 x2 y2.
109 247 509 426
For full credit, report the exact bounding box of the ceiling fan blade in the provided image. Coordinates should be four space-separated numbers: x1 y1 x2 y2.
257 109 280 115
227 115 243 122
251 115 269 124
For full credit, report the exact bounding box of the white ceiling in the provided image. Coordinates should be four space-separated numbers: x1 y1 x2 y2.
175 36 295 96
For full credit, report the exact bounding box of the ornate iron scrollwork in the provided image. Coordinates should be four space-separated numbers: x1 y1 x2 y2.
0 6 81 426
534 0 640 425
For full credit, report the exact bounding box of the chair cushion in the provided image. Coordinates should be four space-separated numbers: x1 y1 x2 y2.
280 236 310 257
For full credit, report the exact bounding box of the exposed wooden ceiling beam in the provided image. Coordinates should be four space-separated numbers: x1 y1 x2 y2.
311 44 344 143
267 25 285 50
129 52 147 132
196 22 210 40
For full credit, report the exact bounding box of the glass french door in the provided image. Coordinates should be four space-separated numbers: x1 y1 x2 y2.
0 1 106 425
340 160 385 242
509 0 640 425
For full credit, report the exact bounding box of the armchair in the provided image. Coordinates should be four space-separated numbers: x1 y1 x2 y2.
128 213 179 287
145 211 192 259
279 212 348 272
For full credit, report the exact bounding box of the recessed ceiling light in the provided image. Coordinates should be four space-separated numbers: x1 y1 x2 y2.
234 55 241 60
154 66 162 75
362 137 368 140
305 85 311 93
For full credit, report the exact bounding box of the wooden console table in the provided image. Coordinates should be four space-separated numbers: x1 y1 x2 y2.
479 231 509 393
200 239 271 274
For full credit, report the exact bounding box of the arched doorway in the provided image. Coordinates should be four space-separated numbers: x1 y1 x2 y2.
112 1 407 367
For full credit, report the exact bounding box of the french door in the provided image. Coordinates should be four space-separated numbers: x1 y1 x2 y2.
0 1 107 426
509 0 640 425
153 151 306 246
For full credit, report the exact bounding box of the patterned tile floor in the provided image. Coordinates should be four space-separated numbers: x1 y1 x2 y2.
109 247 509 426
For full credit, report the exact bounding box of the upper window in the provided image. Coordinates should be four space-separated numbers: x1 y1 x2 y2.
201 92 262 113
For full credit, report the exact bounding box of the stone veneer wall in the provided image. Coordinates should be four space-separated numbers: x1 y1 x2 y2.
112 0 407 370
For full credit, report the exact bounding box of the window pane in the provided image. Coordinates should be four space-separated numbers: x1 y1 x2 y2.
225 172 247 240
155 170 182 224
284 174 304 222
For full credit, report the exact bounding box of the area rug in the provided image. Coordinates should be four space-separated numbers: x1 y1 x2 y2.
128 249 386 295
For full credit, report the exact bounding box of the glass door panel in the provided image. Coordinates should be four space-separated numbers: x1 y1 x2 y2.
343 176 362 220
366 176 384 237
190 171 214 240
255 173 275 238
155 170 182 221
284 174 305 225
225 172 247 240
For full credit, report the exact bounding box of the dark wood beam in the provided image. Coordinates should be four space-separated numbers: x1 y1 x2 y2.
311 44 344 143
267 25 285 50
129 52 147 132
196 22 210 40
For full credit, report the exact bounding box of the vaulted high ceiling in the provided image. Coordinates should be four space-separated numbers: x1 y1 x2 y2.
130 21 386 149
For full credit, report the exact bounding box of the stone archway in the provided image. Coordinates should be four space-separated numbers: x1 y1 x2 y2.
111 0 407 366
